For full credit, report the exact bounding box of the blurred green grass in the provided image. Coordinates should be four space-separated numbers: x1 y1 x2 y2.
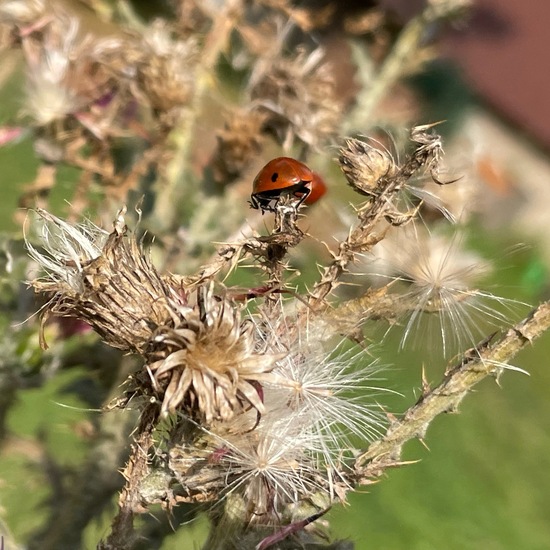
330 329 550 550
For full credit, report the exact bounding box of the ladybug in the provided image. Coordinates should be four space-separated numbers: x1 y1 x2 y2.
250 157 316 212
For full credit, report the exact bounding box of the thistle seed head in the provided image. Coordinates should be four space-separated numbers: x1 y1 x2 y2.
143 286 281 421
22 14 83 125
137 19 197 114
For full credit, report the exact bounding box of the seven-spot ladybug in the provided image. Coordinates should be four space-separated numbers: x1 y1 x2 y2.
250 157 316 212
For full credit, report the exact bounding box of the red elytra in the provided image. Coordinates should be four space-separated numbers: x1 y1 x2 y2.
250 157 320 212
304 172 327 205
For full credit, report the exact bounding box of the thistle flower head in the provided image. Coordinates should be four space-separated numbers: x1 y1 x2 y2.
137 19 197 113
144 286 281 421
27 208 172 352
339 137 398 196
26 209 282 423
248 47 342 150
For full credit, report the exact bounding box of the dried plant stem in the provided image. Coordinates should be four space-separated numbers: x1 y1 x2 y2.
307 190 393 308
182 202 305 288
99 404 159 550
152 0 243 231
354 300 550 479
347 1 466 128
308 124 444 308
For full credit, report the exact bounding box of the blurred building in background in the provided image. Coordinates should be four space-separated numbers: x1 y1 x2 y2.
441 0 550 263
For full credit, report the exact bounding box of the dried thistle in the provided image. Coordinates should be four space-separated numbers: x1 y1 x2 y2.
136 285 281 422
26 209 281 423
24 203 394 546
5 1 548 548
248 47 343 151
339 137 398 196
372 223 526 357
162 311 389 528
212 108 267 183
136 19 198 116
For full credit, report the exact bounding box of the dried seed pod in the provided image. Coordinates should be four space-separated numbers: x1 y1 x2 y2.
339 138 397 196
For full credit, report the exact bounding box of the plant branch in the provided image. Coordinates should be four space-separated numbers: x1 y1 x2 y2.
354 300 550 480
345 0 470 130
152 0 243 232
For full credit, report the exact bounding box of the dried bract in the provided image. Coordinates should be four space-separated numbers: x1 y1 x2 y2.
28 209 176 353
249 47 342 150
339 138 397 196
408 122 445 180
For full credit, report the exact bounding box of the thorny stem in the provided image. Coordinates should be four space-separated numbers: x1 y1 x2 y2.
307 176 399 308
152 0 244 232
259 201 305 310
308 123 444 309
354 300 550 480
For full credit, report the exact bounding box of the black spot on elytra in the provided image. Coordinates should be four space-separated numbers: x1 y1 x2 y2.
271 172 279 182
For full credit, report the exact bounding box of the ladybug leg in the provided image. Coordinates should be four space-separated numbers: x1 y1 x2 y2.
250 194 267 213
293 182 312 209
